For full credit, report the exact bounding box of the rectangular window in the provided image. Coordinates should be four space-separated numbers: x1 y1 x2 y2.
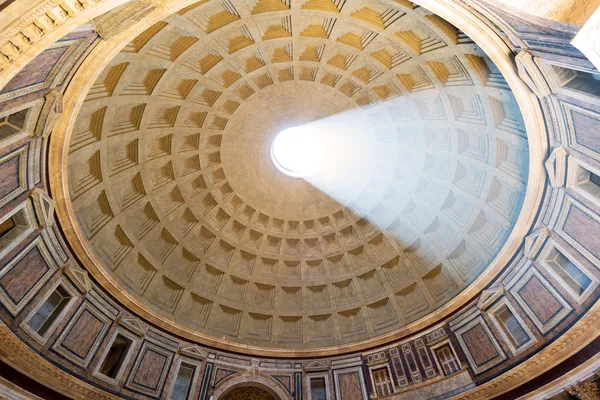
0 205 33 259
309 377 327 400
562 69 600 97
569 161 600 201
580 169 600 199
171 363 195 400
0 217 16 238
589 171 600 187
495 305 530 348
98 334 133 379
546 247 592 296
372 367 394 397
27 285 72 336
434 345 460 376
0 108 29 141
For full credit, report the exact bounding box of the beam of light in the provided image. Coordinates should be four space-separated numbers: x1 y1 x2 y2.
270 98 402 229
300 102 401 229
269 91 529 256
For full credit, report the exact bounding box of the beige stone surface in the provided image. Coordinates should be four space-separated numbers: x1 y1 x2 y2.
60 0 532 350
221 83 354 220
489 0 600 25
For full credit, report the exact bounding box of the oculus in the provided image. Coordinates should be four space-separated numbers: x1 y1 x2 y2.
270 125 327 178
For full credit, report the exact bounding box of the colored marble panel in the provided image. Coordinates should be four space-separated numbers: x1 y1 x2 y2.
272 375 292 393
215 368 237 384
338 371 363 400
517 275 563 325
0 156 21 201
61 309 106 359
1 47 69 93
460 324 499 367
570 108 600 155
0 246 48 304
562 205 600 262
132 348 169 390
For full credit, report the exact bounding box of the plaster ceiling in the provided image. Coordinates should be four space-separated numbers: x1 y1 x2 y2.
66 0 529 349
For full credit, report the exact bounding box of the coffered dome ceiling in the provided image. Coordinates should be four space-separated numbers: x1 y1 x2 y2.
66 0 529 349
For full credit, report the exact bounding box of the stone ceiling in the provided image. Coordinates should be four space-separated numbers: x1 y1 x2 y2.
67 0 529 349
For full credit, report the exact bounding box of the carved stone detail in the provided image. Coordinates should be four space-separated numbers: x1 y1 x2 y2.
516 51 560 98
0 0 98 72
567 379 600 400
304 359 330 370
30 188 55 228
93 0 156 40
524 228 550 260
119 316 147 336
179 344 207 359
545 147 568 187
34 90 63 139
64 264 91 293
477 287 505 311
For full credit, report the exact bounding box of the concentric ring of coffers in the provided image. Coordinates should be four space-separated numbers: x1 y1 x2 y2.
67 0 529 349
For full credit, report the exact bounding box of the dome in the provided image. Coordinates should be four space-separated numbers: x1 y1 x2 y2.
65 0 528 351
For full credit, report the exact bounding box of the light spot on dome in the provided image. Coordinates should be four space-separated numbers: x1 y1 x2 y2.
271 125 327 178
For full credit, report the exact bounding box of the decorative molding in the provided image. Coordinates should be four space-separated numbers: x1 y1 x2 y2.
30 188 55 228
304 359 329 371
477 287 504 311
0 375 43 400
33 90 62 139
545 147 568 187
0 322 120 399
567 379 600 400
453 314 507 374
0 145 29 208
93 0 157 40
0 237 58 315
306 371 330 400
508 266 573 335
0 0 131 90
119 316 147 336
524 228 550 260
515 50 560 98
0 200 36 262
212 374 293 400
51 300 112 367
178 344 207 360
64 264 91 293
553 195 600 268
332 366 368 400
538 240 598 304
486 296 537 356
520 352 600 399
124 339 174 396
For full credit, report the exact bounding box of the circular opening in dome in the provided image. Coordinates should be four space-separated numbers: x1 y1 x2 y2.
270 125 325 178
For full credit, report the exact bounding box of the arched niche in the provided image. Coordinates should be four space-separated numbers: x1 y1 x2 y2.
213 375 293 400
